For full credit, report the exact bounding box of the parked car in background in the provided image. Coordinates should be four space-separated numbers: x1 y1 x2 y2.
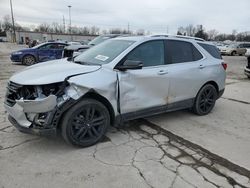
67 41 82 45
10 42 68 65
244 56 250 79
80 40 90 45
220 43 247 56
63 34 126 58
242 43 250 57
5 35 226 147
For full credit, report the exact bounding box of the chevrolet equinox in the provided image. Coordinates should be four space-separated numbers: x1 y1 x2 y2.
4 35 226 147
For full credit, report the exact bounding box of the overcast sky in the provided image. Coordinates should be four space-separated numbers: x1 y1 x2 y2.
0 0 249 34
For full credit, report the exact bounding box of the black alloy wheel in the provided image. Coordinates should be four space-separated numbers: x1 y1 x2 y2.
61 99 110 147
193 84 218 115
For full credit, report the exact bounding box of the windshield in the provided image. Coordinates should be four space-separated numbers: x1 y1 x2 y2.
32 43 45 49
88 36 111 46
228 44 237 48
74 39 135 65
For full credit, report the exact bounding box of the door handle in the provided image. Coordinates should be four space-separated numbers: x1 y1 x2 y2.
158 70 168 75
199 65 206 69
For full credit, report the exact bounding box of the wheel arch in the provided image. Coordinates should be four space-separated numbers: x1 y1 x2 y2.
200 80 219 94
83 92 115 126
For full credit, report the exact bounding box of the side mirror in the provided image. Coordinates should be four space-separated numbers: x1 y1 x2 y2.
116 60 143 71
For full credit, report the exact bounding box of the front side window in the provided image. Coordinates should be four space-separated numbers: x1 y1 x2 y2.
165 40 202 64
125 40 165 67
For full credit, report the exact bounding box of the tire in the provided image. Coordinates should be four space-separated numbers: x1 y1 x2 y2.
22 55 36 66
193 84 218 116
61 99 110 147
248 76 250 79
231 51 236 56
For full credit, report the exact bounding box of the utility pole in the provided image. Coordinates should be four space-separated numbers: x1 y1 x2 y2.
127 22 130 34
10 0 16 43
68 5 72 41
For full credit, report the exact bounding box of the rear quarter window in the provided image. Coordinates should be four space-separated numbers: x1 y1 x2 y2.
198 43 222 59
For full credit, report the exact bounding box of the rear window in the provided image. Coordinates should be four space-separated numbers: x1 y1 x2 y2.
198 43 222 59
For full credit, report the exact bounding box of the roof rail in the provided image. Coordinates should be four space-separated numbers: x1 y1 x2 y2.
150 34 205 42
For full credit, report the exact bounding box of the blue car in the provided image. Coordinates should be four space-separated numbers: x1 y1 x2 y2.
10 42 68 65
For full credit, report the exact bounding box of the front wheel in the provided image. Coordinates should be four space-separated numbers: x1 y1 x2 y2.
22 55 36 65
193 84 218 116
61 99 110 147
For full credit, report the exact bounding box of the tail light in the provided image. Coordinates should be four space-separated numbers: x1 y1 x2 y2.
221 62 227 70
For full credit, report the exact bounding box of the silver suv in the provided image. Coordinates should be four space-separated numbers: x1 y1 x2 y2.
4 35 226 147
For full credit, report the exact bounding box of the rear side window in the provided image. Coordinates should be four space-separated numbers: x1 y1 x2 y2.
198 43 222 59
165 40 203 64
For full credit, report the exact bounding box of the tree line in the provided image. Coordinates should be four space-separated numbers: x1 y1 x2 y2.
177 24 250 42
1 15 250 41
0 15 146 36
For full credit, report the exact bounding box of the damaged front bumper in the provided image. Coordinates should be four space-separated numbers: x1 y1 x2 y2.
4 95 60 136
8 115 56 136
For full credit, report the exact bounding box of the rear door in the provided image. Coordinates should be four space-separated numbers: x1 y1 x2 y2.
238 44 247 55
164 40 206 105
118 40 170 115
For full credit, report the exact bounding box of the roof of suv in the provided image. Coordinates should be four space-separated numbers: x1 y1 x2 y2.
113 34 206 43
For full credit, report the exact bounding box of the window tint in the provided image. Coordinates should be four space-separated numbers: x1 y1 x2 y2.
198 43 222 59
238 44 244 48
243 43 250 48
166 40 203 64
193 45 203 61
126 40 165 67
57 44 66 49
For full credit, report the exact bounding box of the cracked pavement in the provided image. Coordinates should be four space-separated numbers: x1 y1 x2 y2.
1 43 250 188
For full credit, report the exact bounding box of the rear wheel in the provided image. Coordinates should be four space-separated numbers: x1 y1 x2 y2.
22 55 36 65
231 51 236 56
193 84 218 115
61 99 110 147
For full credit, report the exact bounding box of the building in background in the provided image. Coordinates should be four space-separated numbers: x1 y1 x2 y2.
6 31 97 44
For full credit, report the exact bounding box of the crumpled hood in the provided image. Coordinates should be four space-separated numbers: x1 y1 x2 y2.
10 58 101 85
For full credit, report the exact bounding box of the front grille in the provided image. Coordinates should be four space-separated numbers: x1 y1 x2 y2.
5 81 22 107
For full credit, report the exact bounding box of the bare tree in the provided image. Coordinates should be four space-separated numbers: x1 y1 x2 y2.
136 29 145 35
2 15 12 31
207 29 219 40
90 26 99 35
186 24 196 36
35 23 51 32
177 25 196 36
50 22 64 33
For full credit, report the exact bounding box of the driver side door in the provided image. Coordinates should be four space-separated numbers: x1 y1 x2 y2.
37 44 56 62
117 40 170 118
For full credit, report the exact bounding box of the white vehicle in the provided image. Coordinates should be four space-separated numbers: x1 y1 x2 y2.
5 35 226 147
220 44 247 56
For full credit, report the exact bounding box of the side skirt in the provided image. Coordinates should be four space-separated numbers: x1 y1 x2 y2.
115 98 194 126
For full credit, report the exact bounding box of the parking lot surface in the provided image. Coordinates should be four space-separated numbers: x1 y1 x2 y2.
0 43 250 188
